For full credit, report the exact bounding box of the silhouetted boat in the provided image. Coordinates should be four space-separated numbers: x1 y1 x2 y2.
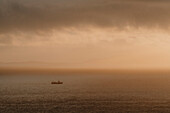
51 81 63 84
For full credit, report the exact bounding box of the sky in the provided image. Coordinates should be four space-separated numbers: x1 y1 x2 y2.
0 0 170 69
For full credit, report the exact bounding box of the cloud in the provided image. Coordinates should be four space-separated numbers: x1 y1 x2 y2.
0 0 170 34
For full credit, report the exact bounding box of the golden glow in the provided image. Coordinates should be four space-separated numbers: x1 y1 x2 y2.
1 27 170 69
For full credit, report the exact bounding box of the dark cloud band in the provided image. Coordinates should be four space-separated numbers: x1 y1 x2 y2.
0 0 170 34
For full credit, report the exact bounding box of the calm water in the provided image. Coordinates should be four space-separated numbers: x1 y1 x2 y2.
0 74 170 113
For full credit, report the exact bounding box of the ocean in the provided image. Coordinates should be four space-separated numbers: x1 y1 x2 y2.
0 72 170 113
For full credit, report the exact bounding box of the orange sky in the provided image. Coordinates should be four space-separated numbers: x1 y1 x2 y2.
0 0 170 69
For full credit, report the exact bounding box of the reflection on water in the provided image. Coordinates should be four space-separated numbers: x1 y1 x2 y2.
0 74 170 113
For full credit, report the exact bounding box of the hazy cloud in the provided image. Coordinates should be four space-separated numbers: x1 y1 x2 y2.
0 0 170 34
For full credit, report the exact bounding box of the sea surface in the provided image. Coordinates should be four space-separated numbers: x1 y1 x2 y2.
0 73 170 113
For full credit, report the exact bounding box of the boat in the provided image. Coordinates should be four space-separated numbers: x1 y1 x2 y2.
51 81 63 84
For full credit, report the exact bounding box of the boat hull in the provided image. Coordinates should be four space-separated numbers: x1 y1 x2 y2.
51 82 63 84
